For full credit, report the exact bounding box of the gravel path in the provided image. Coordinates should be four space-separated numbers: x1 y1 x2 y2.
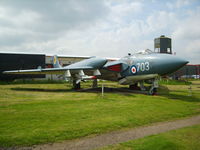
11 115 200 150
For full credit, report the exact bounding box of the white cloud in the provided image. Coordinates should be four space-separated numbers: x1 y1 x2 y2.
172 7 200 64
0 0 199 64
109 1 143 17
175 0 190 8
167 0 191 9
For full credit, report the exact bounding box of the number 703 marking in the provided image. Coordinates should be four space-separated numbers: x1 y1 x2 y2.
136 62 150 72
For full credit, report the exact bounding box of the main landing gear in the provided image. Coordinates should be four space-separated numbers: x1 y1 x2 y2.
129 83 140 90
148 79 158 95
129 78 159 95
72 79 98 90
73 80 81 90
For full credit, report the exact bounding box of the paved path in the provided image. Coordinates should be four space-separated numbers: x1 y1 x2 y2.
14 115 200 150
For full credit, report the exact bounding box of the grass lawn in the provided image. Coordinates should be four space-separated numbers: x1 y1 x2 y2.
0 80 200 147
99 124 200 150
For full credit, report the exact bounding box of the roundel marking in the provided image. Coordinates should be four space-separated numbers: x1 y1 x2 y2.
131 65 137 74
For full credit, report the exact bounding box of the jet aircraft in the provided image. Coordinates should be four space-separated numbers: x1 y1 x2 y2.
4 49 188 94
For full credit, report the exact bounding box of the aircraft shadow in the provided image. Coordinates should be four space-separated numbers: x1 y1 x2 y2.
78 87 140 96
11 87 138 96
11 86 199 102
11 87 73 92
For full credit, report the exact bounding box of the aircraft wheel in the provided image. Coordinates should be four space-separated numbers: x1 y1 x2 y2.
149 88 157 95
73 80 81 90
129 83 140 90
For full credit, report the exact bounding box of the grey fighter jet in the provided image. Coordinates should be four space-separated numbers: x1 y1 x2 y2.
4 49 188 94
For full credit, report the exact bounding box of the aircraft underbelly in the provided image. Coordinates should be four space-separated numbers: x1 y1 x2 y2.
119 74 158 85
97 69 119 81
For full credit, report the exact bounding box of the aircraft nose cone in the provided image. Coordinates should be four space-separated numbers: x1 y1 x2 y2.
167 57 189 74
184 60 189 65
155 54 189 75
176 58 189 66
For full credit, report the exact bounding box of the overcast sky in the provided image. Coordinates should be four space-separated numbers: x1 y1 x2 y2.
0 0 200 64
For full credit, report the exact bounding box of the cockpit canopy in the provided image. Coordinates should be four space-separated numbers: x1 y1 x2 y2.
121 49 154 62
136 49 154 55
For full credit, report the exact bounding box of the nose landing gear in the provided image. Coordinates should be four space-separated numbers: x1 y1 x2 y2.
148 79 158 95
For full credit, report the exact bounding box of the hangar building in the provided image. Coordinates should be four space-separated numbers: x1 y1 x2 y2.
0 53 45 81
173 64 200 79
0 52 90 81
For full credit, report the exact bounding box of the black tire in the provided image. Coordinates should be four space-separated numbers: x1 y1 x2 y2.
149 88 157 95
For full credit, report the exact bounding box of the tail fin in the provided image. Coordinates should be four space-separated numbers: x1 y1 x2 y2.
52 55 62 68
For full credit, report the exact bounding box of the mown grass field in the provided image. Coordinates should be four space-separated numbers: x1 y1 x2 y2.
0 80 200 147
100 124 200 150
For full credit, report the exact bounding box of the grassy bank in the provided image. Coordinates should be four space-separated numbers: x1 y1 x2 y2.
159 79 191 85
0 81 200 147
100 124 200 150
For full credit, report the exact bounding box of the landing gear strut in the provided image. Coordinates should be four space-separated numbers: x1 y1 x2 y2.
73 80 81 90
148 79 158 95
92 79 98 88
139 81 146 91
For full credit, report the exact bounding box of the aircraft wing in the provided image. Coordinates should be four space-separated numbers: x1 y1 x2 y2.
3 57 107 76
3 67 93 75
